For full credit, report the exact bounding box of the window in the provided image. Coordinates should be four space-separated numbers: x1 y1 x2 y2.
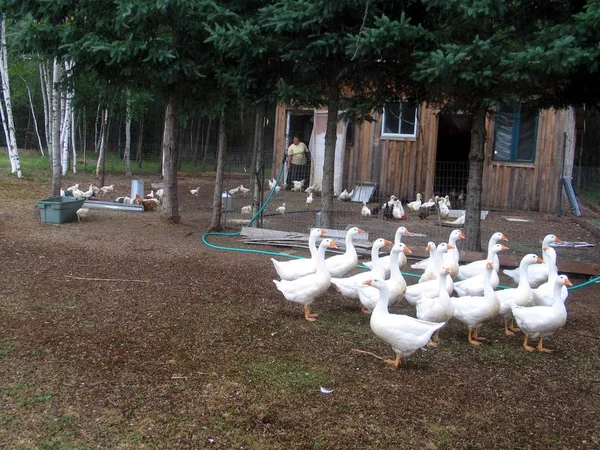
493 106 538 162
381 101 418 138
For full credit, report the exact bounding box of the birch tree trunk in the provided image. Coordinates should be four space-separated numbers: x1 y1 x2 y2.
51 58 62 196
161 89 181 223
123 90 132 176
0 13 21 177
463 106 487 252
39 60 51 152
320 76 340 229
21 76 44 155
209 110 227 231
60 61 74 176
251 102 267 223
95 107 108 187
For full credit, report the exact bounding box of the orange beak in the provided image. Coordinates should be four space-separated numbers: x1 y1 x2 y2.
536 256 543 263
459 232 466 239
501 234 509 241
447 244 455 250
554 236 563 243
357 228 365 233
403 245 412 254
384 240 392 246
364 279 373 286
321 229 327 235
500 245 510 251
329 241 338 249
564 277 573 287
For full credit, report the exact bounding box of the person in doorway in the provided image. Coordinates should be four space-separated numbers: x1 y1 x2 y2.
286 135 309 189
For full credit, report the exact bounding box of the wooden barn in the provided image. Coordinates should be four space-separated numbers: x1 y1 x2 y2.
271 103 576 213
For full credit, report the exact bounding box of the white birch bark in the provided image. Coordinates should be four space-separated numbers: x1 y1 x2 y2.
0 14 21 177
21 76 44 155
95 107 108 185
123 89 132 176
39 60 51 151
71 109 77 174
51 58 62 196
60 60 74 175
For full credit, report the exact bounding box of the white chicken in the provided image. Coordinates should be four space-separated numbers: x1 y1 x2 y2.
100 184 115 195
276 203 286 214
76 208 90 222
241 205 252 215
238 184 250 195
306 192 313 208
406 193 423 212
190 187 201 196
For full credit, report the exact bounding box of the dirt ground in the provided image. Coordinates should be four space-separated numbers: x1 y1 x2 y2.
1 171 599 449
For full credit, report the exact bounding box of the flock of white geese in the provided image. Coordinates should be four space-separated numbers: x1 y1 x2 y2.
271 227 570 369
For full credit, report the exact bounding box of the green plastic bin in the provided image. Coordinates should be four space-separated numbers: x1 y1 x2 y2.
37 197 86 224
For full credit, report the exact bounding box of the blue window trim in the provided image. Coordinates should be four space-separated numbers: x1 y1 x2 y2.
493 105 538 163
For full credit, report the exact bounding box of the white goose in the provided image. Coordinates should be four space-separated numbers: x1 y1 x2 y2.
331 238 391 301
361 201 371 216
511 275 572 353
270 228 327 281
503 234 563 287
450 262 500 346
453 244 509 296
419 242 453 284
416 267 455 347
405 269 454 307
364 226 411 277
496 253 543 335
273 238 338 322
457 232 509 280
411 229 465 279
438 197 450 219
357 243 411 313
532 247 567 306
325 227 365 277
364 278 446 369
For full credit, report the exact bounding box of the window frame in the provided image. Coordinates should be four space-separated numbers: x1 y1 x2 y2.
381 101 419 140
492 105 539 163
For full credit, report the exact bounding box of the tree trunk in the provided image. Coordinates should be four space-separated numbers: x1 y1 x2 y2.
39 61 51 152
201 117 212 171
320 76 340 229
0 14 21 177
124 90 132 176
192 115 201 166
251 102 267 223
136 117 144 168
60 61 73 176
51 58 62 197
209 110 227 231
71 109 77 174
463 106 487 252
161 89 181 223
21 76 44 155
95 107 108 187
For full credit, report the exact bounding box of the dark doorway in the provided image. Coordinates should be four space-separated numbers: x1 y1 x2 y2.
287 112 314 186
434 114 472 199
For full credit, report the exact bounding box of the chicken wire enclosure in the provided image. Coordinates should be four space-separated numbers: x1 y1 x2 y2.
433 161 469 201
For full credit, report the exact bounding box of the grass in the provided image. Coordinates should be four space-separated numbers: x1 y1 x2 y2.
0 149 265 179
0 337 16 359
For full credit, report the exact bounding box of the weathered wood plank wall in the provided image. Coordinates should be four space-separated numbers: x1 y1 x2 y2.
273 105 575 213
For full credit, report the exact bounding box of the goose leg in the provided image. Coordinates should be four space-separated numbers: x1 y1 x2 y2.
467 328 481 346
384 354 402 368
508 318 521 333
504 318 516 336
360 305 370 314
303 306 318 322
522 334 535 352
536 337 554 353
427 330 440 347
472 328 487 341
